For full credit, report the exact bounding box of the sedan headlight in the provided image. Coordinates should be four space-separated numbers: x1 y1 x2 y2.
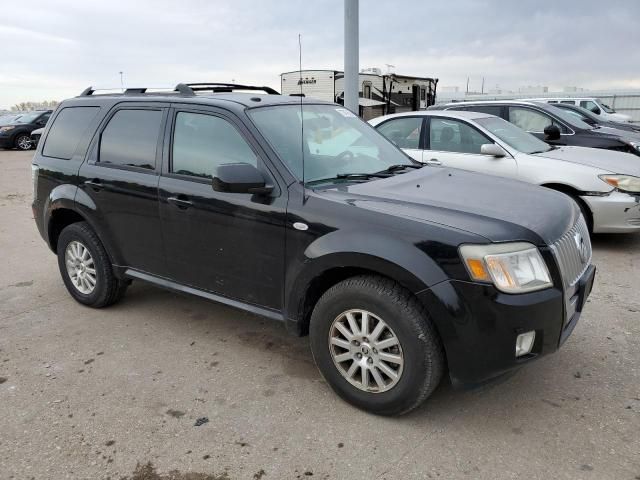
599 174 640 193
0 126 15 133
459 242 552 293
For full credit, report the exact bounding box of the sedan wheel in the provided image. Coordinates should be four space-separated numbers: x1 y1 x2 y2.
15 134 32 151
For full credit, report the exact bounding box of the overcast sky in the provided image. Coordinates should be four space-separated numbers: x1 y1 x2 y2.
1 0 639 109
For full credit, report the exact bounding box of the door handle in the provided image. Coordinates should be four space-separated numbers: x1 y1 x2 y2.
425 158 442 166
167 196 193 209
84 179 103 190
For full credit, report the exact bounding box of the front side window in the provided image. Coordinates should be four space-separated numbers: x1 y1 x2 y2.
377 117 422 149
476 116 551 155
508 107 554 133
43 106 101 159
99 109 162 170
171 112 257 179
429 117 490 154
248 104 413 184
580 101 601 115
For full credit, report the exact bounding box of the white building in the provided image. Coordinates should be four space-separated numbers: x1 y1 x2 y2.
280 69 438 120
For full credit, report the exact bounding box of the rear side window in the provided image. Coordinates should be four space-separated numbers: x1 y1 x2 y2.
377 117 422 149
99 109 162 170
43 107 100 159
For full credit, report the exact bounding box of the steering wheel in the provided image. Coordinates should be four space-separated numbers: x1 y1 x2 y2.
335 150 355 167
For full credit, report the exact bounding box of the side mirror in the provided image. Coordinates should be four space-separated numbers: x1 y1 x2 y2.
544 124 561 141
480 143 506 157
212 163 273 195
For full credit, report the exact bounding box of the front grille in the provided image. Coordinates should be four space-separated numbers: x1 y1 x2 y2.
550 215 592 289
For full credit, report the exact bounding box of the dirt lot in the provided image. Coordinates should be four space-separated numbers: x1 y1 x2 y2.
0 149 638 480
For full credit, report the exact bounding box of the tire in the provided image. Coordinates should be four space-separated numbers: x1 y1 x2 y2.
14 134 32 151
57 221 127 308
309 275 444 416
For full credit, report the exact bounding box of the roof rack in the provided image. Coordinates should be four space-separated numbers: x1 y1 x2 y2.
174 83 280 95
79 82 280 97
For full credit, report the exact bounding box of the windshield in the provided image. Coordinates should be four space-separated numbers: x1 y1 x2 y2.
476 116 552 154
14 112 42 124
248 104 414 184
599 102 615 113
544 105 593 130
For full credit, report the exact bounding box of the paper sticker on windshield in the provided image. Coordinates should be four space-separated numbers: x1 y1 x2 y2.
335 108 357 118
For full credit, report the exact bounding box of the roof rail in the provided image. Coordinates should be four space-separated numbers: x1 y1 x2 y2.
174 83 280 95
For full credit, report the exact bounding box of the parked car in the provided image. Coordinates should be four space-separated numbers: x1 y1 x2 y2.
32 83 595 415
551 102 640 134
432 100 640 157
370 110 640 233
0 110 52 150
530 97 633 123
30 127 44 147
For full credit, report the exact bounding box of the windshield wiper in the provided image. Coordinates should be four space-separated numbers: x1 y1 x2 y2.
377 163 424 174
305 172 390 186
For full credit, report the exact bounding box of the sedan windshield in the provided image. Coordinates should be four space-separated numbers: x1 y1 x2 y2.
14 112 42 124
476 116 552 154
248 104 414 184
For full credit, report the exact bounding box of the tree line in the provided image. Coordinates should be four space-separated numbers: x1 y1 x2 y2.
10 100 59 112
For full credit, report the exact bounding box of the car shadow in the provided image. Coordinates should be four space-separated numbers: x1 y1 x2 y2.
591 232 640 251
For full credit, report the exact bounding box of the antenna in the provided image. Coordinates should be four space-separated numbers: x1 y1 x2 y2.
298 34 306 191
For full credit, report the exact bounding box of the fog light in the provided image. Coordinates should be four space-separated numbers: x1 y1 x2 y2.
515 331 536 357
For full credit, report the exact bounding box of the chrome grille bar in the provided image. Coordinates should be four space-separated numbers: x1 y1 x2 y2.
550 215 592 289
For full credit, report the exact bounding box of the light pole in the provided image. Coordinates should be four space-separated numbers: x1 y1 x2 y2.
119 71 124 92
344 0 359 115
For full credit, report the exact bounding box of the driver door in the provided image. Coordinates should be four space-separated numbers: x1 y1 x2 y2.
425 117 517 179
158 106 287 310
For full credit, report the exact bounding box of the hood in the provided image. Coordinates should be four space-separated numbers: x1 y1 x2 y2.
534 146 640 175
610 113 633 123
321 167 577 245
595 126 640 143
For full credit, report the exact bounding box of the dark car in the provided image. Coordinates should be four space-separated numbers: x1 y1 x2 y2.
31 83 595 415
551 102 640 136
432 100 640 156
0 110 52 150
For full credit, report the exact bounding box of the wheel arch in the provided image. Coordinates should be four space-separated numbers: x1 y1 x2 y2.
540 182 593 230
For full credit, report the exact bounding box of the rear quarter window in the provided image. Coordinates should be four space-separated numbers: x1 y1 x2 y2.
43 107 101 159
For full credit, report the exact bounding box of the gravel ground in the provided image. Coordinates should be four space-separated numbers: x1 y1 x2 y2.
0 149 638 480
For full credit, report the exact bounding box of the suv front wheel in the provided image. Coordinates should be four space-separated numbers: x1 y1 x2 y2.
310 275 444 416
57 222 128 308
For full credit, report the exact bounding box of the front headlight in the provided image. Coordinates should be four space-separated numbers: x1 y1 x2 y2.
0 126 15 133
630 141 640 153
599 174 640 193
459 242 552 293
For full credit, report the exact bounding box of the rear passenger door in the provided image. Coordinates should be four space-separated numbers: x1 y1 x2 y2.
157 106 286 310
78 104 167 275
426 116 517 179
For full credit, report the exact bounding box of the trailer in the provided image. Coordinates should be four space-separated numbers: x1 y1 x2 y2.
280 69 438 120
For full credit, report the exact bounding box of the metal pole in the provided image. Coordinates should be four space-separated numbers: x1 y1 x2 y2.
344 0 359 114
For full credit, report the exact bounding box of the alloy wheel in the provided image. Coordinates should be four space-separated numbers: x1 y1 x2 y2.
65 241 97 294
328 309 404 393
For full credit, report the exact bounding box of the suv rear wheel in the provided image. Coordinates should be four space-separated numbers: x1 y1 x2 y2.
309 275 444 416
57 222 127 308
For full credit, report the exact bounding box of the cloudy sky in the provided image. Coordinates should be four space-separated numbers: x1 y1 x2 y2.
1 0 639 109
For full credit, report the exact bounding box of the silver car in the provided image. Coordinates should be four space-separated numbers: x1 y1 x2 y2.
370 110 640 233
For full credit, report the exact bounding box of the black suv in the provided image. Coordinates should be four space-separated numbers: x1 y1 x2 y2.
0 110 52 150
433 100 640 156
32 83 595 415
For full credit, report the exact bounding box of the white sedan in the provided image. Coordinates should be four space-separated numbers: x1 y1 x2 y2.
369 110 640 233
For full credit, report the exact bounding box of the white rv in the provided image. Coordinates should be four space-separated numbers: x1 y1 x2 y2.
280 69 438 120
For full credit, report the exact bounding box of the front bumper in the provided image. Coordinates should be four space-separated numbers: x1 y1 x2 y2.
0 135 13 149
582 191 640 233
418 265 595 387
